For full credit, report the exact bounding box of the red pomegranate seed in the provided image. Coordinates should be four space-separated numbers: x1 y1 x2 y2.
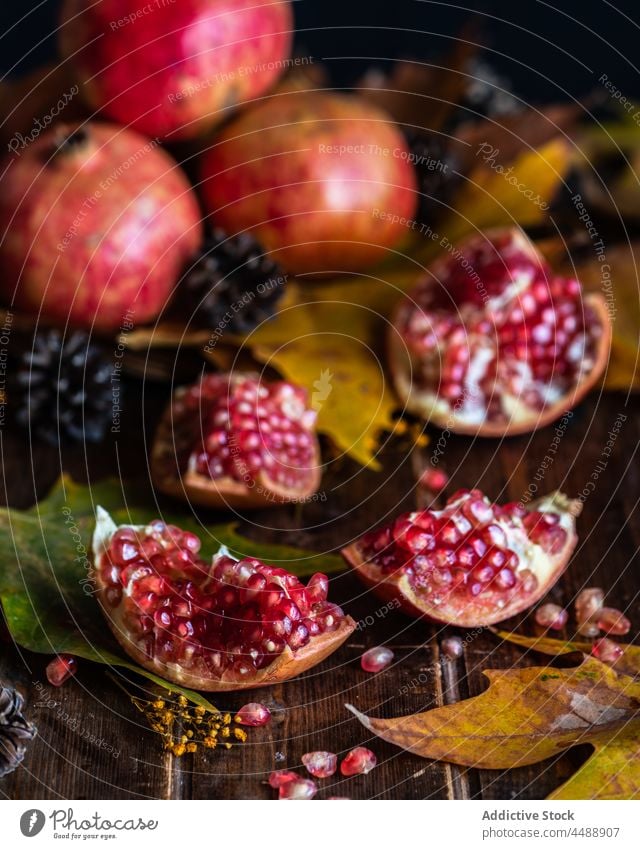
418 467 449 493
534 603 568 631
441 636 463 659
340 747 377 776
596 607 631 636
361 646 394 673
302 751 338 778
235 703 271 727
46 655 78 687
591 637 623 664
268 770 300 789
279 778 317 800
575 587 604 637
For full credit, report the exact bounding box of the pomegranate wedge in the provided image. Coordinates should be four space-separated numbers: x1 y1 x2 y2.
151 372 322 509
389 229 611 436
93 509 354 691
342 489 581 627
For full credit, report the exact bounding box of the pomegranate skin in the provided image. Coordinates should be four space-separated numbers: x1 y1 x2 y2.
59 0 293 140
0 122 202 332
199 91 418 274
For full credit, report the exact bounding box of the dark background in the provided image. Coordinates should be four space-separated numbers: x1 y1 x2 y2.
2 0 640 103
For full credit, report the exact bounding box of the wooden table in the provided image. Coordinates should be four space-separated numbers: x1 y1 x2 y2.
1 385 637 800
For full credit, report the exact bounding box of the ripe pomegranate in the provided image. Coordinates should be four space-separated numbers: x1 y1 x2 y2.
0 123 202 332
151 372 322 509
342 489 581 628
199 90 418 274
389 229 611 436
59 0 293 140
93 508 355 691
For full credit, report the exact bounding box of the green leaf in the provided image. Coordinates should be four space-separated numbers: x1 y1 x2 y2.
0 477 344 706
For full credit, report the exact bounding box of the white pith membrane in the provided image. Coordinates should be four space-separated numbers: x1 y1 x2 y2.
93 508 353 690
345 490 580 627
390 230 604 431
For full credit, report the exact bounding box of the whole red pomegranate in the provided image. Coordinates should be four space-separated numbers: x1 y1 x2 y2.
151 372 322 509
59 0 293 140
93 508 354 691
0 123 202 332
199 91 418 274
343 488 581 628
390 229 611 435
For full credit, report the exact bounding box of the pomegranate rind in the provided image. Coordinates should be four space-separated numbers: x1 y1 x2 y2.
342 492 582 628
388 229 612 437
93 508 355 692
150 374 323 510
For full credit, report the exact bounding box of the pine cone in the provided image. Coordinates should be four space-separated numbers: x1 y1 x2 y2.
11 329 113 445
175 229 287 335
0 685 36 778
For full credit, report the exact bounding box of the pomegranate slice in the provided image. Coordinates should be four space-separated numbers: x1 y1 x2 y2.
342 489 581 628
151 373 322 509
389 229 611 436
93 509 355 692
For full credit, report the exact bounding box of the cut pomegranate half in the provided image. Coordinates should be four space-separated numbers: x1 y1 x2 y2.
342 489 581 628
93 509 355 691
389 229 611 436
151 373 322 509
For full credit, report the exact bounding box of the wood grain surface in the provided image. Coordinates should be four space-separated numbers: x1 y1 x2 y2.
0 384 637 800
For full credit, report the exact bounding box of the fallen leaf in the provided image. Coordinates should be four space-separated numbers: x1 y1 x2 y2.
245 270 424 468
494 629 640 679
438 139 572 246
0 477 344 705
347 657 640 799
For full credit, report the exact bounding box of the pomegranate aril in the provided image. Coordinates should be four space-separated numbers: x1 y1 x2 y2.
361 646 394 673
535 603 568 630
597 608 631 636
269 770 299 788
441 636 463 659
592 637 623 664
46 654 78 687
279 778 317 800
575 587 604 636
288 622 310 650
235 703 271 727
418 467 449 493
302 751 338 778
340 747 377 776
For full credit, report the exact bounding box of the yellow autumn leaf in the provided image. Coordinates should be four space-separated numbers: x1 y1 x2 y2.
438 138 571 246
348 657 640 799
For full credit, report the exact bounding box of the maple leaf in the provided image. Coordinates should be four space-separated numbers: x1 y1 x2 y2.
347 657 640 799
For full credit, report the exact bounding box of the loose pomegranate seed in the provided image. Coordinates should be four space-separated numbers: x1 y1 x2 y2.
534 603 568 631
441 636 463 659
269 770 300 789
361 646 394 673
327 796 351 800
302 751 338 778
591 637 624 664
575 587 604 637
279 778 317 800
418 467 449 493
235 703 271 727
596 607 631 636
46 655 78 687
340 747 377 776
